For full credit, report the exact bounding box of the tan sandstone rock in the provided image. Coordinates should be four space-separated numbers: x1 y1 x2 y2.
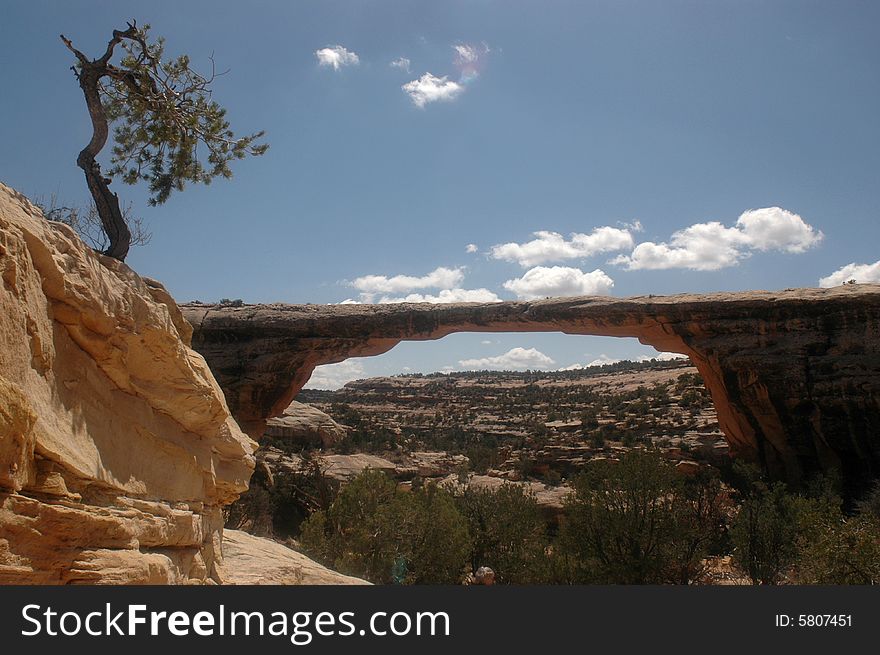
264 400 347 448
0 182 256 583
217 529 369 585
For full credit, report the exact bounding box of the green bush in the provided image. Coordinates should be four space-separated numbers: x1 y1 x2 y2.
299 470 470 584
455 483 548 583
558 450 726 584
728 472 809 585
794 481 880 584
797 513 880 584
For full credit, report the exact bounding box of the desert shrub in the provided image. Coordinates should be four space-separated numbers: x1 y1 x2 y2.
726 465 880 585
225 457 337 538
299 470 470 584
465 443 501 474
455 483 549 583
401 486 472 584
224 476 275 536
796 513 880 584
729 476 805 585
793 480 880 584
558 450 726 584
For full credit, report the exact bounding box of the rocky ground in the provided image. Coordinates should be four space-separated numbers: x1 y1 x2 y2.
297 359 727 482
234 359 730 531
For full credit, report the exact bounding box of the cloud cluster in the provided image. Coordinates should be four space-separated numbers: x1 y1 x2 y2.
503 266 614 300
402 73 463 108
340 206 825 306
819 260 880 287
613 207 822 271
490 228 634 267
459 347 555 371
305 359 366 390
401 42 489 107
315 45 360 70
352 266 464 295
314 40 488 108
348 266 498 304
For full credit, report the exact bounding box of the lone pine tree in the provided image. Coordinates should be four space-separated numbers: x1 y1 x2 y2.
61 21 268 260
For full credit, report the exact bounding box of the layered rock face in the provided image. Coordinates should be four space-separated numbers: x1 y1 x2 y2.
0 183 258 583
183 287 880 498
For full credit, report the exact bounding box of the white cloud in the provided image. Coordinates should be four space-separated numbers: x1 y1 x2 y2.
613 207 822 271
377 288 501 304
337 298 361 304
587 354 621 367
640 351 688 362
352 266 464 295
453 44 481 64
503 266 614 300
558 354 620 370
560 351 687 371
390 57 411 73
490 227 634 267
459 347 555 371
819 260 880 287
315 45 360 70
612 222 747 271
305 359 366 390
736 207 822 253
480 340 494 345
349 266 499 304
465 243 479 253
402 73 463 107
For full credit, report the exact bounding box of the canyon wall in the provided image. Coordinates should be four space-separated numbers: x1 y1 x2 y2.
0 183 258 583
183 287 880 498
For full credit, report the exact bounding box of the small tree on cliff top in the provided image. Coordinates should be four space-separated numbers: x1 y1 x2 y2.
61 21 268 261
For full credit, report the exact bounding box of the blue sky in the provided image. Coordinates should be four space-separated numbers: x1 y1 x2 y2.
2 1 879 387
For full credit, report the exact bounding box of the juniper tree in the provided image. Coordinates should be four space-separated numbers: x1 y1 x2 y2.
61 21 268 261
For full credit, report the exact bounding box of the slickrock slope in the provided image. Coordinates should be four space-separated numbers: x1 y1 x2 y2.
217 530 369 585
0 183 259 583
183 286 880 497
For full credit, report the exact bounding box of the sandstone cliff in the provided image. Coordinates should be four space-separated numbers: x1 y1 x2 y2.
183 287 880 499
0 183 259 583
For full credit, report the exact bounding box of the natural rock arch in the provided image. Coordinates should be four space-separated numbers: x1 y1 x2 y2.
182 286 880 498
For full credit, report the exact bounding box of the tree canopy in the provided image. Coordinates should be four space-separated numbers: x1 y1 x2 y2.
61 21 267 260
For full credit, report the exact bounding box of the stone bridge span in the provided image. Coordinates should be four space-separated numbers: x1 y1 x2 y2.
182 286 880 496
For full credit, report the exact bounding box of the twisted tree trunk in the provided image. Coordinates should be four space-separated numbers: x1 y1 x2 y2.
61 28 136 261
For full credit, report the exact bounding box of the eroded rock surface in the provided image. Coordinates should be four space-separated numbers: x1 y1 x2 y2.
183 286 880 497
264 400 347 448
217 530 369 585
0 183 257 583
